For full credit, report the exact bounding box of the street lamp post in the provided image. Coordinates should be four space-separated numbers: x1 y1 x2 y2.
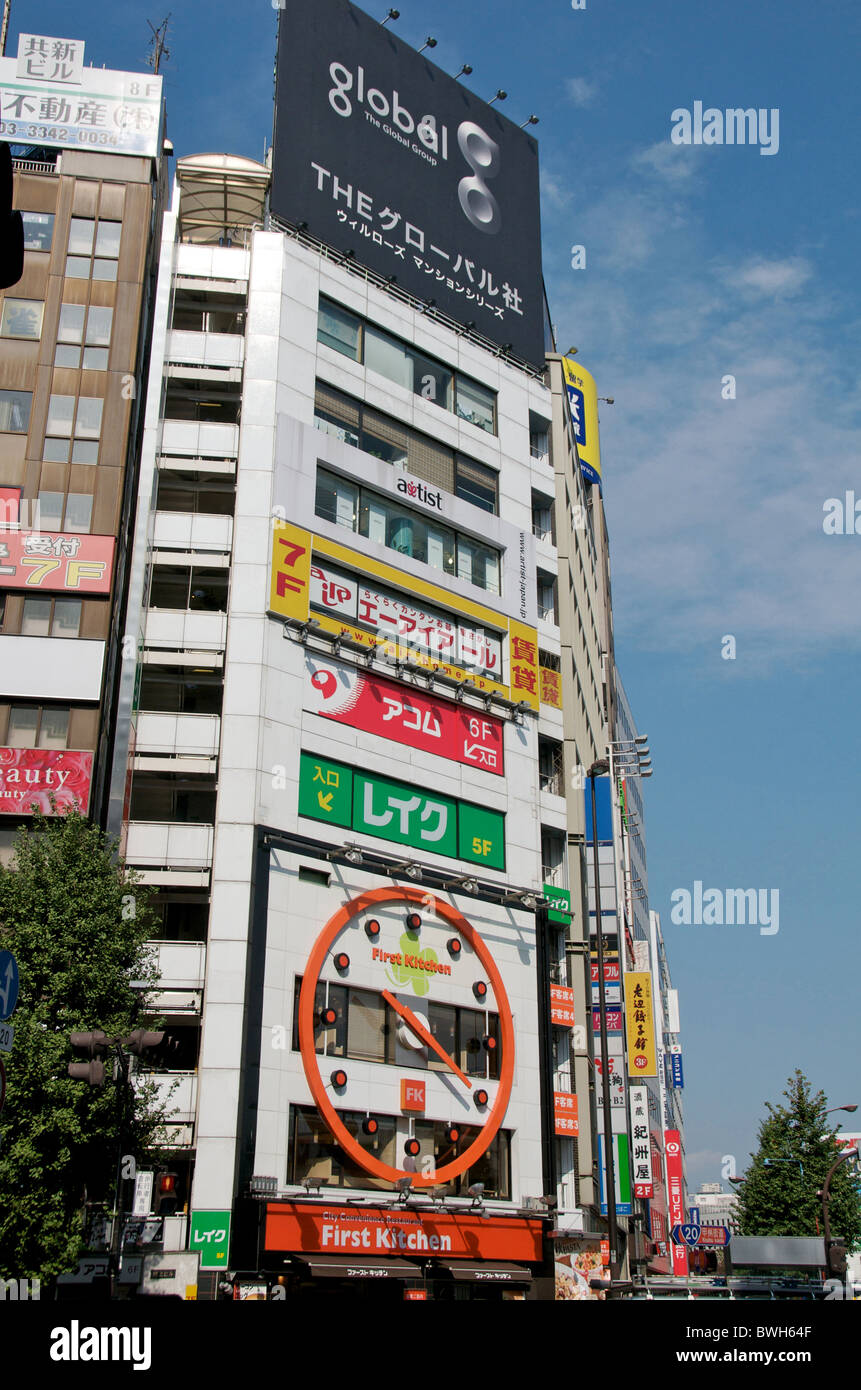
820 1140 861 1264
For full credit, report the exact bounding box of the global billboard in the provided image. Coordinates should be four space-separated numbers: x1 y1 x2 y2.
271 0 544 368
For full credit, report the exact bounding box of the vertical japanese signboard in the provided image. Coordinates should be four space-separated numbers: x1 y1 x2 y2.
624 971 657 1076
629 1085 653 1198
665 1129 688 1276
562 358 602 485
549 984 575 1028
598 1134 632 1217
553 1091 578 1138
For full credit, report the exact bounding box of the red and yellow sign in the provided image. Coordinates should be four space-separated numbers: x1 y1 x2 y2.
0 532 115 593
539 665 562 710
265 1202 543 1261
624 971 656 1076
549 984 576 1028
270 521 539 709
553 1091 578 1137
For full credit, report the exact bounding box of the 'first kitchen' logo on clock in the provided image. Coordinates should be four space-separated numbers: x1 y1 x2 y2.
396 476 442 510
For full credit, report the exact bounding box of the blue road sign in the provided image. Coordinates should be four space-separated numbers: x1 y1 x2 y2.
672 1223 730 1248
0 951 19 1021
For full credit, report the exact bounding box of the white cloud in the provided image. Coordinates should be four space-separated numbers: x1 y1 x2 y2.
631 140 703 183
722 256 813 299
565 76 597 107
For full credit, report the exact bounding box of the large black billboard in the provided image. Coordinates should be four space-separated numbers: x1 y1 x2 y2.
272 0 544 369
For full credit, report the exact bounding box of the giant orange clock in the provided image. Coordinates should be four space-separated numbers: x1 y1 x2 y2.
297 885 515 1188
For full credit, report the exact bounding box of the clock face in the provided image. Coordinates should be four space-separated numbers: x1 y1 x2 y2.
297 885 515 1188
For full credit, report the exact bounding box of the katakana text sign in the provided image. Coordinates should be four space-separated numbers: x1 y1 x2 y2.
271 0 544 367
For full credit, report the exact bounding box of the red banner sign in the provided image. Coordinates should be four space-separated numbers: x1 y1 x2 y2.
264 1202 543 1261
0 486 22 525
549 984 576 1027
0 532 115 593
554 1091 579 1137
305 654 504 775
664 1128 688 1275
0 749 93 815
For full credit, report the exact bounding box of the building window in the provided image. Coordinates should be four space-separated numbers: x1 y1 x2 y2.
314 381 499 514
146 890 210 942
21 212 54 251
44 394 103 463
315 466 501 595
155 471 235 516
317 296 497 434
541 826 567 887
138 666 224 715
0 390 32 433
21 597 82 637
148 565 229 612
537 570 558 624
55 304 113 369
538 737 564 796
172 289 245 334
6 705 70 749
128 773 218 823
163 383 241 424
37 490 93 534
65 217 121 280
531 490 554 542
0 298 44 339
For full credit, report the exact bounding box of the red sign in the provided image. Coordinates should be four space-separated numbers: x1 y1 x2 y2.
549 985 575 1027
591 1005 622 1032
264 1202 543 1261
0 486 22 525
600 1239 610 1266
0 532 115 593
664 1128 687 1274
553 1091 578 1137
590 960 620 983
404 1288 427 1300
672 1244 688 1276
0 749 93 815
400 1079 426 1113
634 1182 653 1199
305 654 504 775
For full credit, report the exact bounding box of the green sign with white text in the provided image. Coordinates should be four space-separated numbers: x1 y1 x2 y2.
299 753 504 870
189 1210 231 1270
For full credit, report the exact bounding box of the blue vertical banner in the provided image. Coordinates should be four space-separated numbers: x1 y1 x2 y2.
671 1052 684 1089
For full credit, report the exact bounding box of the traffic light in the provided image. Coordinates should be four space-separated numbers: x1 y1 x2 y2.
0 144 24 290
154 1171 179 1216
122 1029 181 1065
827 1240 847 1278
68 1031 109 1086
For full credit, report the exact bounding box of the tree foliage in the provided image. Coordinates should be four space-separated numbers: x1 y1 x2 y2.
0 809 167 1279
735 1070 861 1251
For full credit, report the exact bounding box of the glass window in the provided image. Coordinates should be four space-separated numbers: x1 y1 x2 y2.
52 599 82 637
92 259 118 282
58 304 85 342
95 221 122 258
43 439 69 462
68 218 95 255
21 599 51 636
54 345 81 368
364 325 413 390
189 569 229 612
71 439 99 463
63 493 93 533
0 298 44 338
318 300 360 359
411 348 452 408
38 707 69 749
37 492 64 530
457 535 500 594
85 306 112 346
21 212 54 251
46 395 75 436
456 376 496 433
6 707 38 747
82 348 109 371
347 989 387 1063
149 567 191 609
74 397 103 438
315 470 358 530
457 458 498 514
65 256 91 278
0 390 32 433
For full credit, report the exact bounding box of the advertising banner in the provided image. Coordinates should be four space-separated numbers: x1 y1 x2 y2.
544 883 571 926
595 1057 627 1134
623 971 657 1076
304 653 504 775
0 749 92 815
0 36 162 157
665 1128 688 1272
264 1202 543 1261
271 523 313 621
0 531 115 594
271 0 544 367
670 1051 684 1089
549 984 575 1027
189 1211 231 1271
298 751 505 869
592 1005 623 1033
554 1238 609 1301
629 1085 653 1198
562 357 602 485
539 664 562 709
553 1091 578 1138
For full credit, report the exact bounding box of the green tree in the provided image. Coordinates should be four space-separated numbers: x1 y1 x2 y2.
0 808 168 1280
735 1070 861 1250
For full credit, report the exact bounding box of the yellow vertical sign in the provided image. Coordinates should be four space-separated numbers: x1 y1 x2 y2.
508 619 540 711
624 972 657 1077
270 521 312 621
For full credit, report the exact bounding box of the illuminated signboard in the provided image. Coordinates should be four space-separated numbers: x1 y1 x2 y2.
0 532 115 593
304 653 504 775
271 0 544 367
298 752 505 868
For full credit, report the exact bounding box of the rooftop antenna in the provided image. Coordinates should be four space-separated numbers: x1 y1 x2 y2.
147 15 171 74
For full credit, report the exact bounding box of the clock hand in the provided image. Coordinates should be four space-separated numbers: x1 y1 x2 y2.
381 989 473 1090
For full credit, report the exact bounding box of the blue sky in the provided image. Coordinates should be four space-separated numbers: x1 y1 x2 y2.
11 0 861 1191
